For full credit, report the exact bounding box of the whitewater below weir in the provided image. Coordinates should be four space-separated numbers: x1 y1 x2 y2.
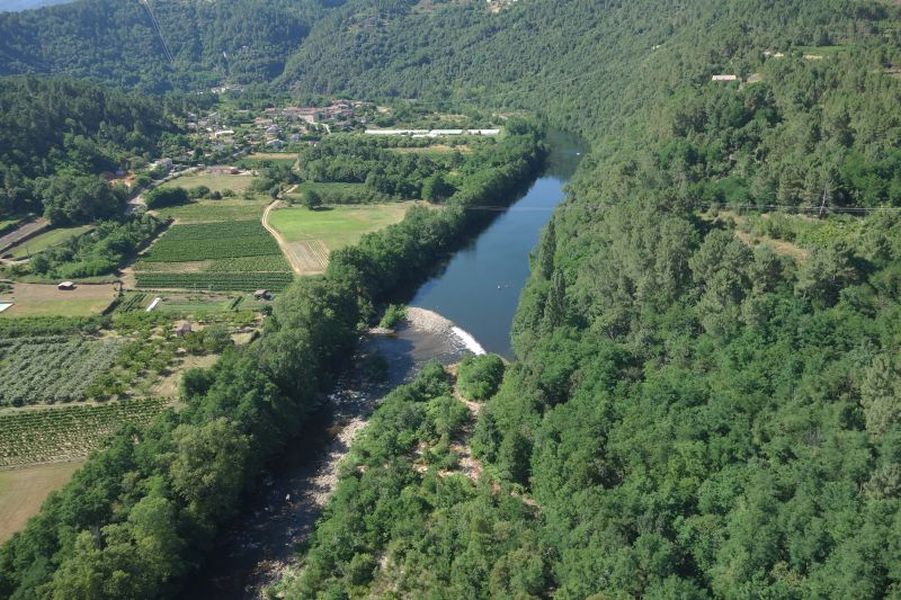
182 308 484 599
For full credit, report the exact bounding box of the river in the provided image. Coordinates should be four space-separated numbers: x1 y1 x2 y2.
409 129 583 357
182 130 583 598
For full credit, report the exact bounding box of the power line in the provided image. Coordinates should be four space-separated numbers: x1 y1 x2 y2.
138 0 174 65
445 203 900 213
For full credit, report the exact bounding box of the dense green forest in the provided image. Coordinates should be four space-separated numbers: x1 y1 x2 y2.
0 0 898 597
266 0 900 597
0 124 544 599
0 76 181 224
0 0 335 92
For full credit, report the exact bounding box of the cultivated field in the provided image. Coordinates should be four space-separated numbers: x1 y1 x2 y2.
0 283 118 318
160 171 255 194
0 336 126 406
154 197 269 224
117 290 267 316
0 461 82 542
7 225 93 259
0 398 168 467
134 216 293 292
244 152 298 166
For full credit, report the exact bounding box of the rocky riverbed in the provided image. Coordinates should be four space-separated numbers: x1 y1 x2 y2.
181 308 481 599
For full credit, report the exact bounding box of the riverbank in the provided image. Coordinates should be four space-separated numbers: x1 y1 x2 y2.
180 308 483 598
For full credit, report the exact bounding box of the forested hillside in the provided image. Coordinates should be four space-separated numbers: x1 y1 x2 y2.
0 76 181 223
0 0 334 92
0 0 73 11
0 0 898 597
273 0 901 597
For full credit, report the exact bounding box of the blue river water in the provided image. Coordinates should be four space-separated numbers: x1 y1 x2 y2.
409 130 583 358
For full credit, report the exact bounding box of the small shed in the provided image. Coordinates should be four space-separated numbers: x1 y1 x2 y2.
175 322 192 337
57 281 75 291
253 289 270 300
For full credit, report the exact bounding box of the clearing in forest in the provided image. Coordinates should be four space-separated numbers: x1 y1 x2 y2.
267 204 410 275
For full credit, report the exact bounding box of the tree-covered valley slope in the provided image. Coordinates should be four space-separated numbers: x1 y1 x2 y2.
0 0 898 598
0 0 336 92
276 0 901 597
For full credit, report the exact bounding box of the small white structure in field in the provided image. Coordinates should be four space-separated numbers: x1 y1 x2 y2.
146 296 162 312
711 74 739 82
57 281 75 291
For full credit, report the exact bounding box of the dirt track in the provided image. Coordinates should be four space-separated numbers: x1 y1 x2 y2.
261 201 302 274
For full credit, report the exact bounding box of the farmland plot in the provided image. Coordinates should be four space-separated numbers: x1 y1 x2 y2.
0 461 82 542
0 336 126 406
141 221 281 262
0 398 167 466
155 198 268 224
267 203 410 275
135 220 293 292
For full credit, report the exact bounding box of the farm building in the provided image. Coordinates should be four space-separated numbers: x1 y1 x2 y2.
57 281 75 291
175 322 192 336
253 289 271 300
711 74 739 82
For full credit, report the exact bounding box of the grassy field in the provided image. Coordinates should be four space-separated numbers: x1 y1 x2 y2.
154 198 269 224
160 171 255 194
8 225 93 259
284 182 393 206
269 204 409 249
0 216 24 233
267 203 410 274
0 462 82 542
292 182 368 195
0 283 117 318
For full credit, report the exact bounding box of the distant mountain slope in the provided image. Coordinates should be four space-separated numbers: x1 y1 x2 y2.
0 0 74 12
0 0 334 92
278 0 895 137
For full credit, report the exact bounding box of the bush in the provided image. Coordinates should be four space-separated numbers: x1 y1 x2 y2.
457 354 505 401
301 189 322 210
187 185 210 199
378 304 407 329
145 187 189 209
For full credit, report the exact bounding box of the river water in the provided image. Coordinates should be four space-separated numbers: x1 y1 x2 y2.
182 130 582 598
409 129 583 358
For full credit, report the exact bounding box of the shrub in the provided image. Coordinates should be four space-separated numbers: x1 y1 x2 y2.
378 304 407 329
145 187 189 209
457 354 505 401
